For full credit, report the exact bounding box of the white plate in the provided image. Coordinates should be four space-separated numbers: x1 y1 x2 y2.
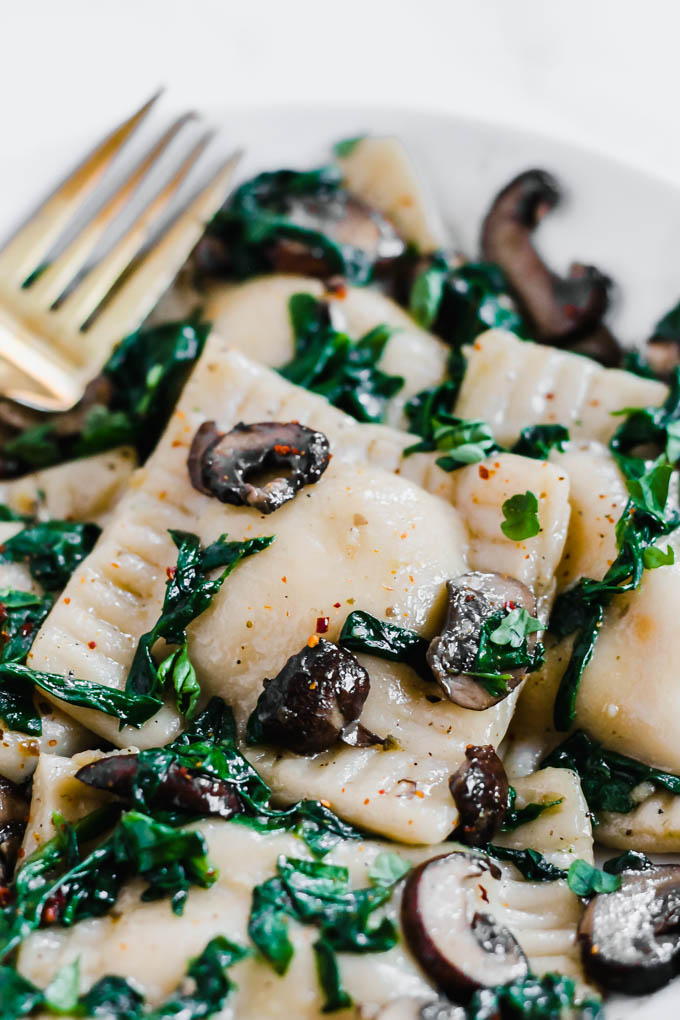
3 104 680 1019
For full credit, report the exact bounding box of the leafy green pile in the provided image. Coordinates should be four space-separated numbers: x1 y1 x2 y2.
0 530 273 734
542 729 680 815
0 805 216 958
550 372 680 729
0 520 100 590
206 167 381 285
280 293 403 423
0 935 248 1020
248 851 409 1011
1 318 209 475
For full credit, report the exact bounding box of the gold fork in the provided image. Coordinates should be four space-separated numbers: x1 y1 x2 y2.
0 92 240 411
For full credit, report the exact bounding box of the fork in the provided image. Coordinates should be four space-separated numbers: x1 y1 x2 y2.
0 92 240 411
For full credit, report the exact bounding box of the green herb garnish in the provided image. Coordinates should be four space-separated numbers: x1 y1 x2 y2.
500 491 541 541
405 413 502 470
566 859 621 897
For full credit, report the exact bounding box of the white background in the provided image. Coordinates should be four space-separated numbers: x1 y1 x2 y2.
2 0 679 189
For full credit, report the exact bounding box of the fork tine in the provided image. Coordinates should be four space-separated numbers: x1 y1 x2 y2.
0 91 161 284
54 131 218 339
27 112 197 308
82 153 241 357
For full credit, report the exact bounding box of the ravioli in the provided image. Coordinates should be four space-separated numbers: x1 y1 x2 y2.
455 329 666 446
0 446 136 525
16 764 591 1015
26 344 569 843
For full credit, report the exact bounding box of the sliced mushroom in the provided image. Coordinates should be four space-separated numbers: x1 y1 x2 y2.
188 420 331 514
246 638 381 755
401 852 528 1001
449 745 509 845
75 754 243 819
427 572 537 710
481 169 612 345
578 863 680 994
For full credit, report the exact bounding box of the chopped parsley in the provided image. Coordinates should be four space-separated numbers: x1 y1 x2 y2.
404 413 502 469
500 491 541 541
566 859 621 897
280 293 403 423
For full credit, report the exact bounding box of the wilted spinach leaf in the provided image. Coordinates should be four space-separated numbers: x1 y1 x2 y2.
500 786 563 832
338 610 430 681
0 520 100 590
280 293 403 423
541 729 680 815
511 424 570 460
465 972 603 1019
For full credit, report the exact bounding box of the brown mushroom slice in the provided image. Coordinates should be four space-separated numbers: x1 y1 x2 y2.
401 852 528 1001
449 745 509 845
481 169 612 345
75 754 243 819
578 864 680 995
187 420 331 514
427 572 537 710
246 638 382 755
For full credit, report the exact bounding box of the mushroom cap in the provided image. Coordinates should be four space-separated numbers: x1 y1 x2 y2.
578 864 680 994
188 420 331 514
449 745 509 846
401 851 528 1001
246 638 371 755
427 572 537 710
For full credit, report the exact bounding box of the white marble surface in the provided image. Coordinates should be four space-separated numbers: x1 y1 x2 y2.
1 0 679 189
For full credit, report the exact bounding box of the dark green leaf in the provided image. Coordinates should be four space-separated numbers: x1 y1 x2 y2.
489 608 542 648
409 260 449 329
472 610 544 685
156 643 200 719
501 787 563 832
483 845 567 882
0 966 45 1019
500 491 540 541
280 294 403 424
0 663 162 729
511 425 570 460
603 850 654 875
567 859 621 897
313 937 352 1013
541 729 680 815
466 972 603 1020
368 852 411 887
338 610 429 681
0 521 100 590
406 413 501 469
81 976 145 1020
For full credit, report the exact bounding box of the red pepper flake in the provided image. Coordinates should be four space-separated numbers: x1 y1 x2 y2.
307 634 320 648
166 567 176 580
363 798 370 805
478 465 490 480
0 886 10 907
378 789 385 795
333 602 341 609
63 597 71 605
316 616 329 634
20 622 33 638
478 883 489 903
88 641 97 649
281 576 287 583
